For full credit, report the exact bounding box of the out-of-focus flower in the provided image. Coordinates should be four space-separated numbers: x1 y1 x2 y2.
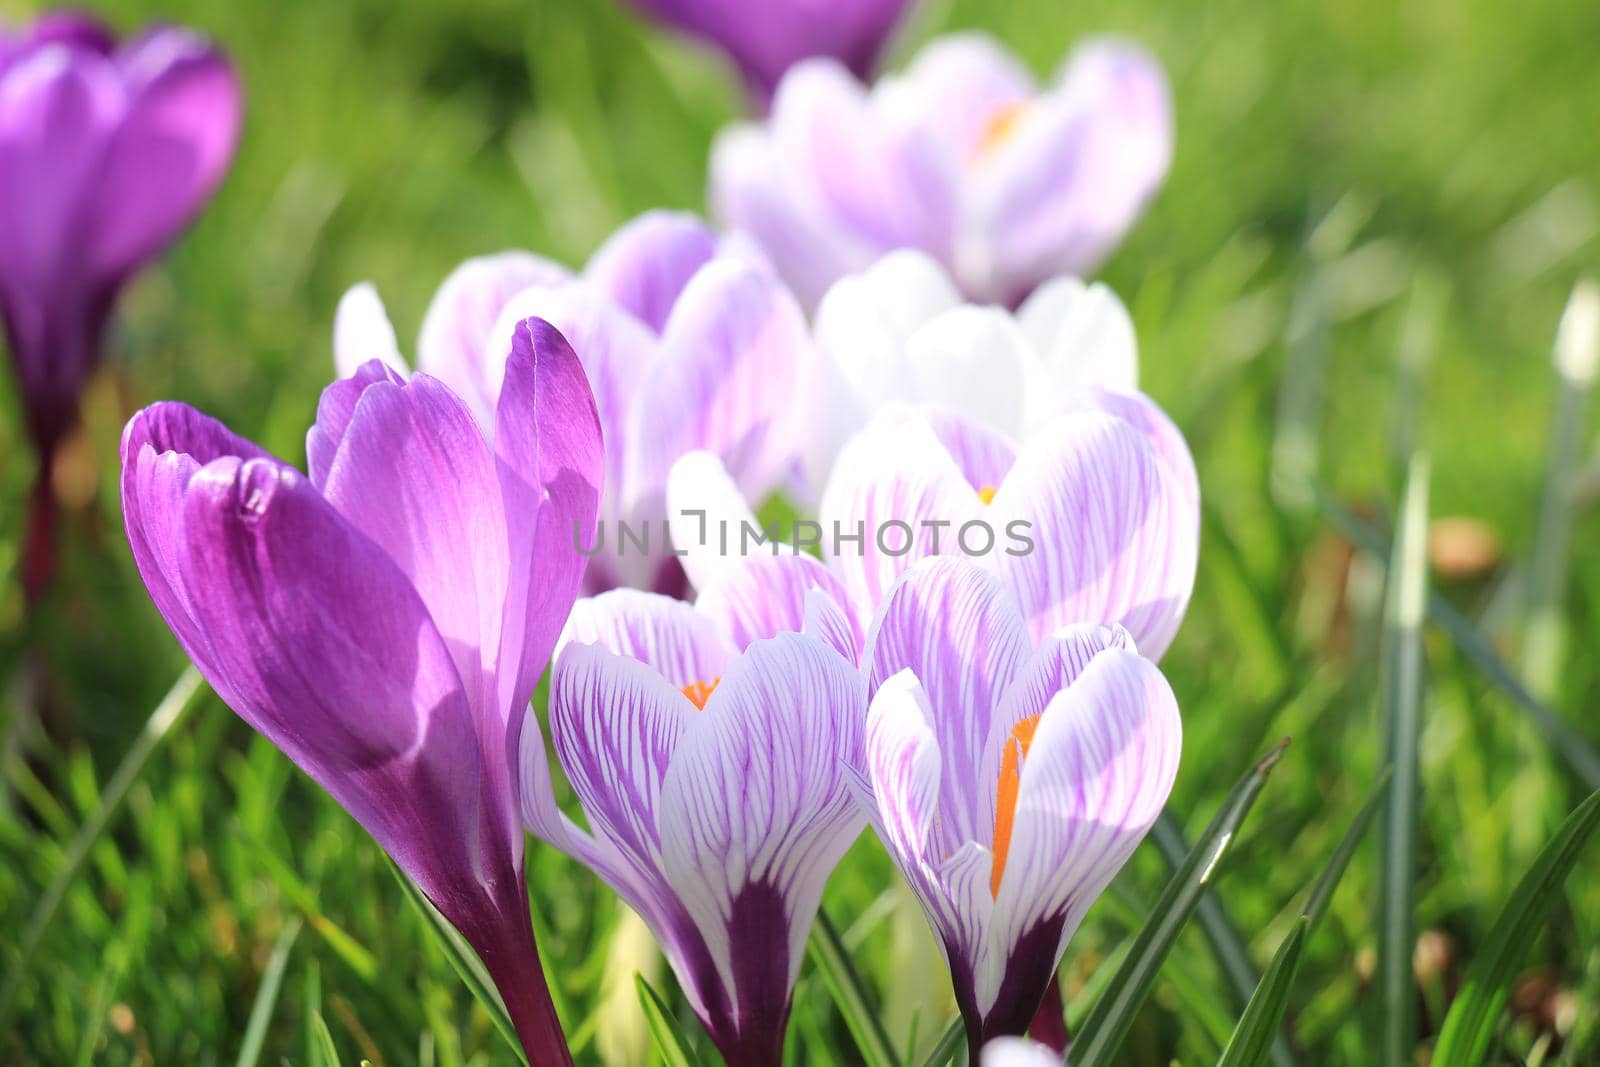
981 1035 1064 1066
711 34 1171 308
858 557 1180 1059
519 555 864 1065
121 320 601 1064
2 11 241 598
335 210 812 597
623 0 912 104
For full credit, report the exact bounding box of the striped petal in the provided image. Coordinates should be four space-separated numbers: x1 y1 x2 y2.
865 557 1029 856
658 633 867 1051
559 589 735 691
980 647 1179 1019
697 553 862 658
583 210 719 334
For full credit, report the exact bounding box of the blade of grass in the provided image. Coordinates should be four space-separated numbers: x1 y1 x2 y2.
1312 487 1600 790
235 916 303 1067
1068 739 1291 1067
1151 811 1295 1067
0 667 205 1033
1432 788 1600 1067
1305 769 1392 932
1378 455 1429 1066
920 1019 963 1067
311 1011 345 1067
386 858 527 1065
807 910 900 1067
634 973 696 1067
1214 918 1309 1067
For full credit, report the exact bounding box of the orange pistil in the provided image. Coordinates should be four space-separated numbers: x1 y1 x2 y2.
990 713 1041 897
972 100 1031 161
681 678 720 710
977 485 998 505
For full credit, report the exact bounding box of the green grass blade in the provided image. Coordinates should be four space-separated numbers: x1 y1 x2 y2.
235 916 303 1067
1304 769 1391 933
0 667 205 1033
806 910 900 1067
1432 788 1600 1067
311 1011 344 1067
1312 487 1600 790
633 973 696 1067
1214 918 1309 1067
1152 812 1295 1067
1378 455 1429 1067
1068 739 1291 1067
920 1019 963 1067
386 859 527 1065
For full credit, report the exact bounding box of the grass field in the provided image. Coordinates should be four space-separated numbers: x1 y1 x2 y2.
3 0 1600 1063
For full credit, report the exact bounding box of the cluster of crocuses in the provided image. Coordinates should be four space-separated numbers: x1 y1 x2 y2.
8 2 1189 1064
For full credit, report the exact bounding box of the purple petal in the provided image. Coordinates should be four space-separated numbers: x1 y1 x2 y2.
88 29 241 279
658 632 867 1046
305 359 408 487
582 210 719 334
560 589 735 691
414 250 572 425
894 33 1037 160
696 553 863 657
864 557 1030 858
984 648 1179 1019
172 453 492 905
990 410 1195 659
493 317 606 718
923 410 1019 492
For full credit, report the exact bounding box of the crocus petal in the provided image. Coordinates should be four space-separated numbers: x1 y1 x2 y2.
923 409 1019 491
658 633 867 1048
865 557 1030 856
982 648 1179 1019
333 282 407 379
314 369 510 716
304 359 408 487
414 250 572 424
665 449 764 594
628 258 811 509
173 453 489 904
989 411 1194 659
965 41 1171 304
905 306 1034 436
583 210 718 334
819 408 986 616
696 553 862 657
550 641 693 892
560 589 735 690
1014 277 1138 402
861 669 941 881
120 402 269 679
89 30 241 279
890 33 1036 159
492 317 606 716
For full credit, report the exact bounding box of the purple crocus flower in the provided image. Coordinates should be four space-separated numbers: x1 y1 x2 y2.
711 33 1171 307
858 556 1181 1058
624 0 912 104
518 554 865 1065
334 210 812 598
121 319 602 1064
1 11 241 599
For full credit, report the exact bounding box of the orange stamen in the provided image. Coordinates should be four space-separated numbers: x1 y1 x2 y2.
681 678 720 710
990 714 1041 897
977 485 998 505
972 100 1030 161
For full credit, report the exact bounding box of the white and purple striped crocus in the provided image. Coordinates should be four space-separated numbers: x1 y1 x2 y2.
858 557 1180 1057
623 0 912 104
1 11 241 598
711 33 1171 308
334 210 811 597
121 319 602 1065
519 554 865 1065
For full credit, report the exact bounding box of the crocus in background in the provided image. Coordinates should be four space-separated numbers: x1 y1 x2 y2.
711 33 1171 308
518 554 865 1065
858 557 1181 1059
335 210 812 597
121 319 601 1064
623 0 913 104
1 12 241 600
982 1036 1064 1066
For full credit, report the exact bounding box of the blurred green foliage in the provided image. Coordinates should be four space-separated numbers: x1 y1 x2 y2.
2 0 1598 1062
